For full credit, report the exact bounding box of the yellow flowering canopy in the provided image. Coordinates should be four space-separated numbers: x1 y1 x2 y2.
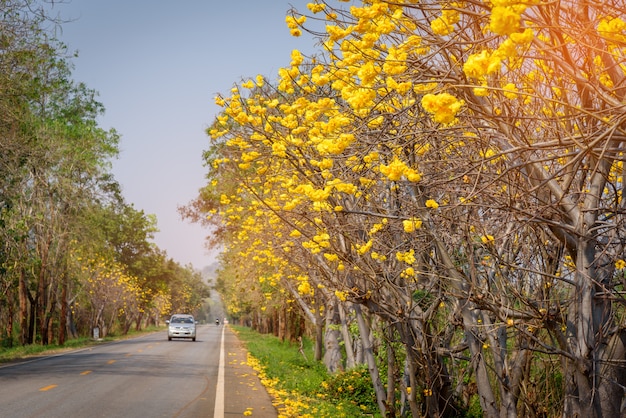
200 2 626 414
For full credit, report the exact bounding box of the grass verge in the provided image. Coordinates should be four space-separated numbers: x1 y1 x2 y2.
232 325 381 418
0 325 164 364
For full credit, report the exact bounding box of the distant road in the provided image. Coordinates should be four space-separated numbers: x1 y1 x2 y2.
0 325 277 418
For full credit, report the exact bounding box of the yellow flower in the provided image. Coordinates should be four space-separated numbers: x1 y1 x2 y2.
430 9 459 36
307 2 326 13
463 50 502 80
396 249 416 264
421 93 464 124
403 218 422 233
335 290 347 301
615 259 626 270
324 253 339 262
425 199 439 209
357 239 373 254
473 86 489 97
481 235 495 244
379 157 407 181
431 17 453 36
290 49 304 66
490 6 521 36
214 96 227 108
297 280 313 295
598 16 626 42
502 82 518 99
285 14 306 29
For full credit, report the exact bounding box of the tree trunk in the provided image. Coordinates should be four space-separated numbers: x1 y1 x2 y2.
433 236 499 418
596 330 626 418
323 299 343 373
386 327 397 418
58 276 67 345
563 240 618 417
5 282 15 348
19 269 28 345
315 317 324 361
315 289 325 361
278 305 286 341
355 304 387 416
67 306 78 339
37 237 51 345
483 316 519 418
339 302 356 369
135 311 144 332
44 279 57 345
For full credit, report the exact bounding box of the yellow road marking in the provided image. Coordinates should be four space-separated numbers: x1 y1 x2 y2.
107 360 116 364
39 385 57 391
80 370 92 375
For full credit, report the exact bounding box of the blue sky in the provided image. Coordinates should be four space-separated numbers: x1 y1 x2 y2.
53 1 317 268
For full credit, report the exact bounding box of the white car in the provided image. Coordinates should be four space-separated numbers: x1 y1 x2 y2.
166 314 197 341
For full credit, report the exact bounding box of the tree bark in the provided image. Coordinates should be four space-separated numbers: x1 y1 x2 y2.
355 304 387 416
323 299 344 373
19 269 28 345
339 302 356 369
58 275 67 345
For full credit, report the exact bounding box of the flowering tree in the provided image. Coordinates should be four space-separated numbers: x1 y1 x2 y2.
197 0 626 416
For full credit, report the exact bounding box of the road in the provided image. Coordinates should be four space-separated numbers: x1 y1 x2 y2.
0 325 278 418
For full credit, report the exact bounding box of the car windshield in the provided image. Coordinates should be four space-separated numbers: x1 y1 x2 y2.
171 317 193 324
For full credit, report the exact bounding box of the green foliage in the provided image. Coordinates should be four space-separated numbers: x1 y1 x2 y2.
412 289 435 310
320 365 378 414
0 0 206 347
465 394 483 418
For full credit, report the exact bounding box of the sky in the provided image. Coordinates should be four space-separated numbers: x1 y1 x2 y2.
52 0 318 269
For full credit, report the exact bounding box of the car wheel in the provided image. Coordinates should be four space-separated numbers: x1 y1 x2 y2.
168 336 172 341
192 337 196 342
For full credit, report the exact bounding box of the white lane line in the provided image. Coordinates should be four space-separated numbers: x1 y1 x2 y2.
214 325 225 418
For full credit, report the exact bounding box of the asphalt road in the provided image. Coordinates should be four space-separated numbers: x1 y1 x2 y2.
0 325 278 418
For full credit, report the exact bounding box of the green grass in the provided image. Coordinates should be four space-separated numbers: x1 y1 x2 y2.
0 337 104 363
232 326 381 418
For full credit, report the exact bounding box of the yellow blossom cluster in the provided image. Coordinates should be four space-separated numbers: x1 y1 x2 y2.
379 156 422 182
421 93 464 124
598 16 626 43
403 218 423 233
396 249 416 265
431 8 460 36
285 14 307 37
